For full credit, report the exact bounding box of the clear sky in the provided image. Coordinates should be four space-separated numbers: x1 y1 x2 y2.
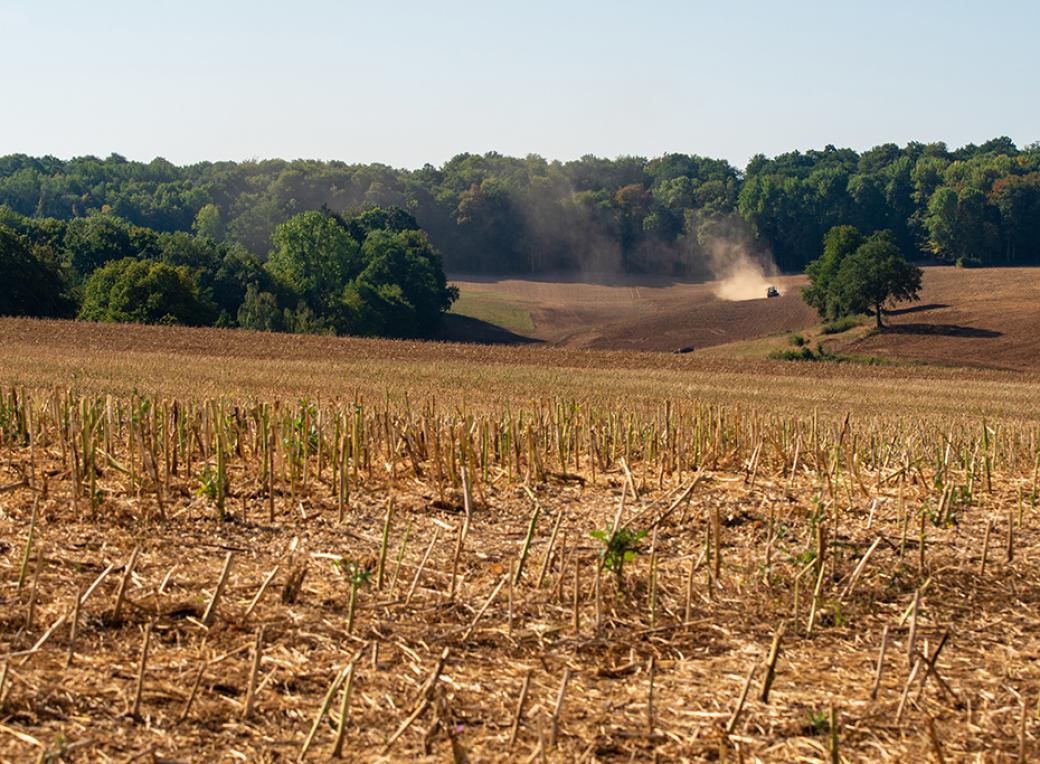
1 0 1037 169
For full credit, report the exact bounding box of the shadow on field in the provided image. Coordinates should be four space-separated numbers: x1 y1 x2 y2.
885 323 1002 338
434 314 542 345
886 303 949 316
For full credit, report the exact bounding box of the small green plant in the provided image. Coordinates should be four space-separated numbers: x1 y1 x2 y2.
757 563 783 587
788 333 806 347
196 452 228 518
0 401 14 445
928 487 970 528
591 525 647 593
955 256 982 269
293 403 320 453
792 547 817 567
337 558 372 633
820 601 846 628
40 734 71 763
806 708 830 736
196 465 220 500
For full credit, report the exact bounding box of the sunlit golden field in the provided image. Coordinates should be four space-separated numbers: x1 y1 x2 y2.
0 318 1038 762
2 318 1039 421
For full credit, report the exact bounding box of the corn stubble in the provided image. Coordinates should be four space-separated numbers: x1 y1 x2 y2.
0 383 1037 761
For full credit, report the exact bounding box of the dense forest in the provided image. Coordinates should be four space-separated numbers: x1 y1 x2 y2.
0 204 455 337
0 137 1037 335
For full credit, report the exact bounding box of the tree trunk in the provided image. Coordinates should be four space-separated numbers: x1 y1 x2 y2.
875 301 883 330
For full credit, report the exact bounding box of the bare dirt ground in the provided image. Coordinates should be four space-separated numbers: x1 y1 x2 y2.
841 267 1040 372
446 274 816 352
446 267 1040 371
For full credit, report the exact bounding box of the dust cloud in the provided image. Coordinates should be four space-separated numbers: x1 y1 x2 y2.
705 235 780 301
713 256 778 300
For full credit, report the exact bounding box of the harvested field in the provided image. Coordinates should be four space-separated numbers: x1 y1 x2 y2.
0 319 1038 761
2 318 1040 422
0 366 1039 760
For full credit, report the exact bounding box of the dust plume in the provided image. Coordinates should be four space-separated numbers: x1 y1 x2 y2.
701 223 780 301
713 253 778 300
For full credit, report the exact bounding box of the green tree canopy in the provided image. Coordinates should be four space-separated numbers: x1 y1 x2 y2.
237 283 283 332
157 232 272 320
192 203 225 241
79 258 216 326
265 210 362 321
991 173 1040 262
802 225 865 317
266 207 456 337
3 139 1040 275
343 228 458 337
63 214 158 277
0 225 75 318
804 227 922 328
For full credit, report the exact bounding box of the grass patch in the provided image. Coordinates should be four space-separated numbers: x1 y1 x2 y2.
771 347 817 362
449 290 534 333
820 316 865 335
769 343 889 366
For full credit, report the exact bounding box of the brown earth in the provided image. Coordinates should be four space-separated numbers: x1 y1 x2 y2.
839 267 1040 372
445 267 1040 371
446 273 816 352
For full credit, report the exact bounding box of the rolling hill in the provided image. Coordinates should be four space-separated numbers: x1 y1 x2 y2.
444 267 1040 371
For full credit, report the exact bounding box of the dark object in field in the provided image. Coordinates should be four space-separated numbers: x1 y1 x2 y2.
674 345 695 354
767 286 780 298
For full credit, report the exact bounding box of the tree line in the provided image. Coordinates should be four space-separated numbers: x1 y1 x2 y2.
0 204 455 337
1 137 1037 337
2 137 1038 277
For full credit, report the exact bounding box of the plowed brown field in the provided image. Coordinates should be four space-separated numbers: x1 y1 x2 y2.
446 267 1040 371
840 267 1040 371
446 273 816 351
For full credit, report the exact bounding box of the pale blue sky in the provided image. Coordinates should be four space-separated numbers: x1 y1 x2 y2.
1 0 1037 168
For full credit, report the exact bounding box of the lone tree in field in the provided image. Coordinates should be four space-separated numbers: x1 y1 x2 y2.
803 226 922 329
